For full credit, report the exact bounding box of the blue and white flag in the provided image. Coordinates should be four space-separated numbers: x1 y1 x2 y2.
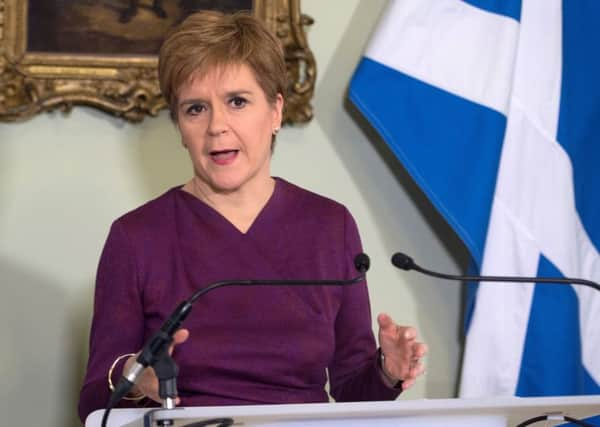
349 0 600 398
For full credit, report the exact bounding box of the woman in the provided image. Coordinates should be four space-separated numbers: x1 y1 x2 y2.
78 10 427 423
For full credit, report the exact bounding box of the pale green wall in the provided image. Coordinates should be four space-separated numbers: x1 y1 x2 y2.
0 1 467 425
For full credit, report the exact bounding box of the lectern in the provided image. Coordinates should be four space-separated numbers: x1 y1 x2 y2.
86 396 600 427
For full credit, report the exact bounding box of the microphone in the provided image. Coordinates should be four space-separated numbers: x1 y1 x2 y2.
354 252 371 273
108 253 371 407
391 252 600 292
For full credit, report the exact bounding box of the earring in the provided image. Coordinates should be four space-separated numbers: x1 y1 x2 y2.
273 127 280 135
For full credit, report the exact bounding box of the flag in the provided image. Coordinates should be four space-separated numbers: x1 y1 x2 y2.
349 0 600 399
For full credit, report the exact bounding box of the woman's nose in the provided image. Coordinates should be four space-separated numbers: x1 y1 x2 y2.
208 105 228 136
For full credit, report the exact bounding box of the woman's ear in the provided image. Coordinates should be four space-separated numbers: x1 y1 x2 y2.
272 93 284 130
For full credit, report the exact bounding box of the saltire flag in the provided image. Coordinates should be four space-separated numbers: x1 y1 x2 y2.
349 0 600 404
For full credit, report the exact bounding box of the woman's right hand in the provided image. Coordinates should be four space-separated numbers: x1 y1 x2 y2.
123 328 190 404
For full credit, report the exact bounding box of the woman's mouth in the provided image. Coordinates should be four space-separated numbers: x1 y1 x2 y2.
210 149 239 165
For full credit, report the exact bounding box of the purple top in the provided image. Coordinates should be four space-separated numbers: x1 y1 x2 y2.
78 178 399 422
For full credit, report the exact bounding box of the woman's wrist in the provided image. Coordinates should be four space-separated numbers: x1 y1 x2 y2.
378 348 404 389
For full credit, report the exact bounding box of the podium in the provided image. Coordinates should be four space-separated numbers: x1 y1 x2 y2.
86 396 600 427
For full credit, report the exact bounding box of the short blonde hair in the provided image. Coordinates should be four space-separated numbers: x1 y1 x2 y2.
159 10 287 120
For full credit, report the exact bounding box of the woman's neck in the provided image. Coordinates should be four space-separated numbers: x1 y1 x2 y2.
183 176 276 233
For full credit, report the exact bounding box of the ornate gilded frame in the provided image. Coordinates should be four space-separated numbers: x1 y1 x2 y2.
0 0 315 123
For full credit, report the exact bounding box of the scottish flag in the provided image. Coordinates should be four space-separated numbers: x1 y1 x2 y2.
349 0 600 399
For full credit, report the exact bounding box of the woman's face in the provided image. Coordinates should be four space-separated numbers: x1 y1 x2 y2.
176 63 283 195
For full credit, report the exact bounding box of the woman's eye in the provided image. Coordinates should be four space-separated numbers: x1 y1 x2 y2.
186 104 205 115
229 96 247 108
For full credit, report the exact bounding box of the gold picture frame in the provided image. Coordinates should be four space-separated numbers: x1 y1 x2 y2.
0 0 315 123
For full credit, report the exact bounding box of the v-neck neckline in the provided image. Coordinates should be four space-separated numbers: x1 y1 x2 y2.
176 177 284 237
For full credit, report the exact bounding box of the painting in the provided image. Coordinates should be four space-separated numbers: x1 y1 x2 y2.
26 1 254 55
0 0 316 123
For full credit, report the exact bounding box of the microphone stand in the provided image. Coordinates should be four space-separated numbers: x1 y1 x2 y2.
102 253 371 427
391 252 600 292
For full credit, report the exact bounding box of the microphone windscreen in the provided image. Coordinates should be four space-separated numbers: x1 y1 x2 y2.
391 252 415 271
354 253 370 273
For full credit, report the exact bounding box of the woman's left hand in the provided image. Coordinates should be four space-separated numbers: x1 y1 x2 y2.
377 313 428 390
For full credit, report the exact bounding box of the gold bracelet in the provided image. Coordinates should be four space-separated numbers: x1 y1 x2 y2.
108 353 146 401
